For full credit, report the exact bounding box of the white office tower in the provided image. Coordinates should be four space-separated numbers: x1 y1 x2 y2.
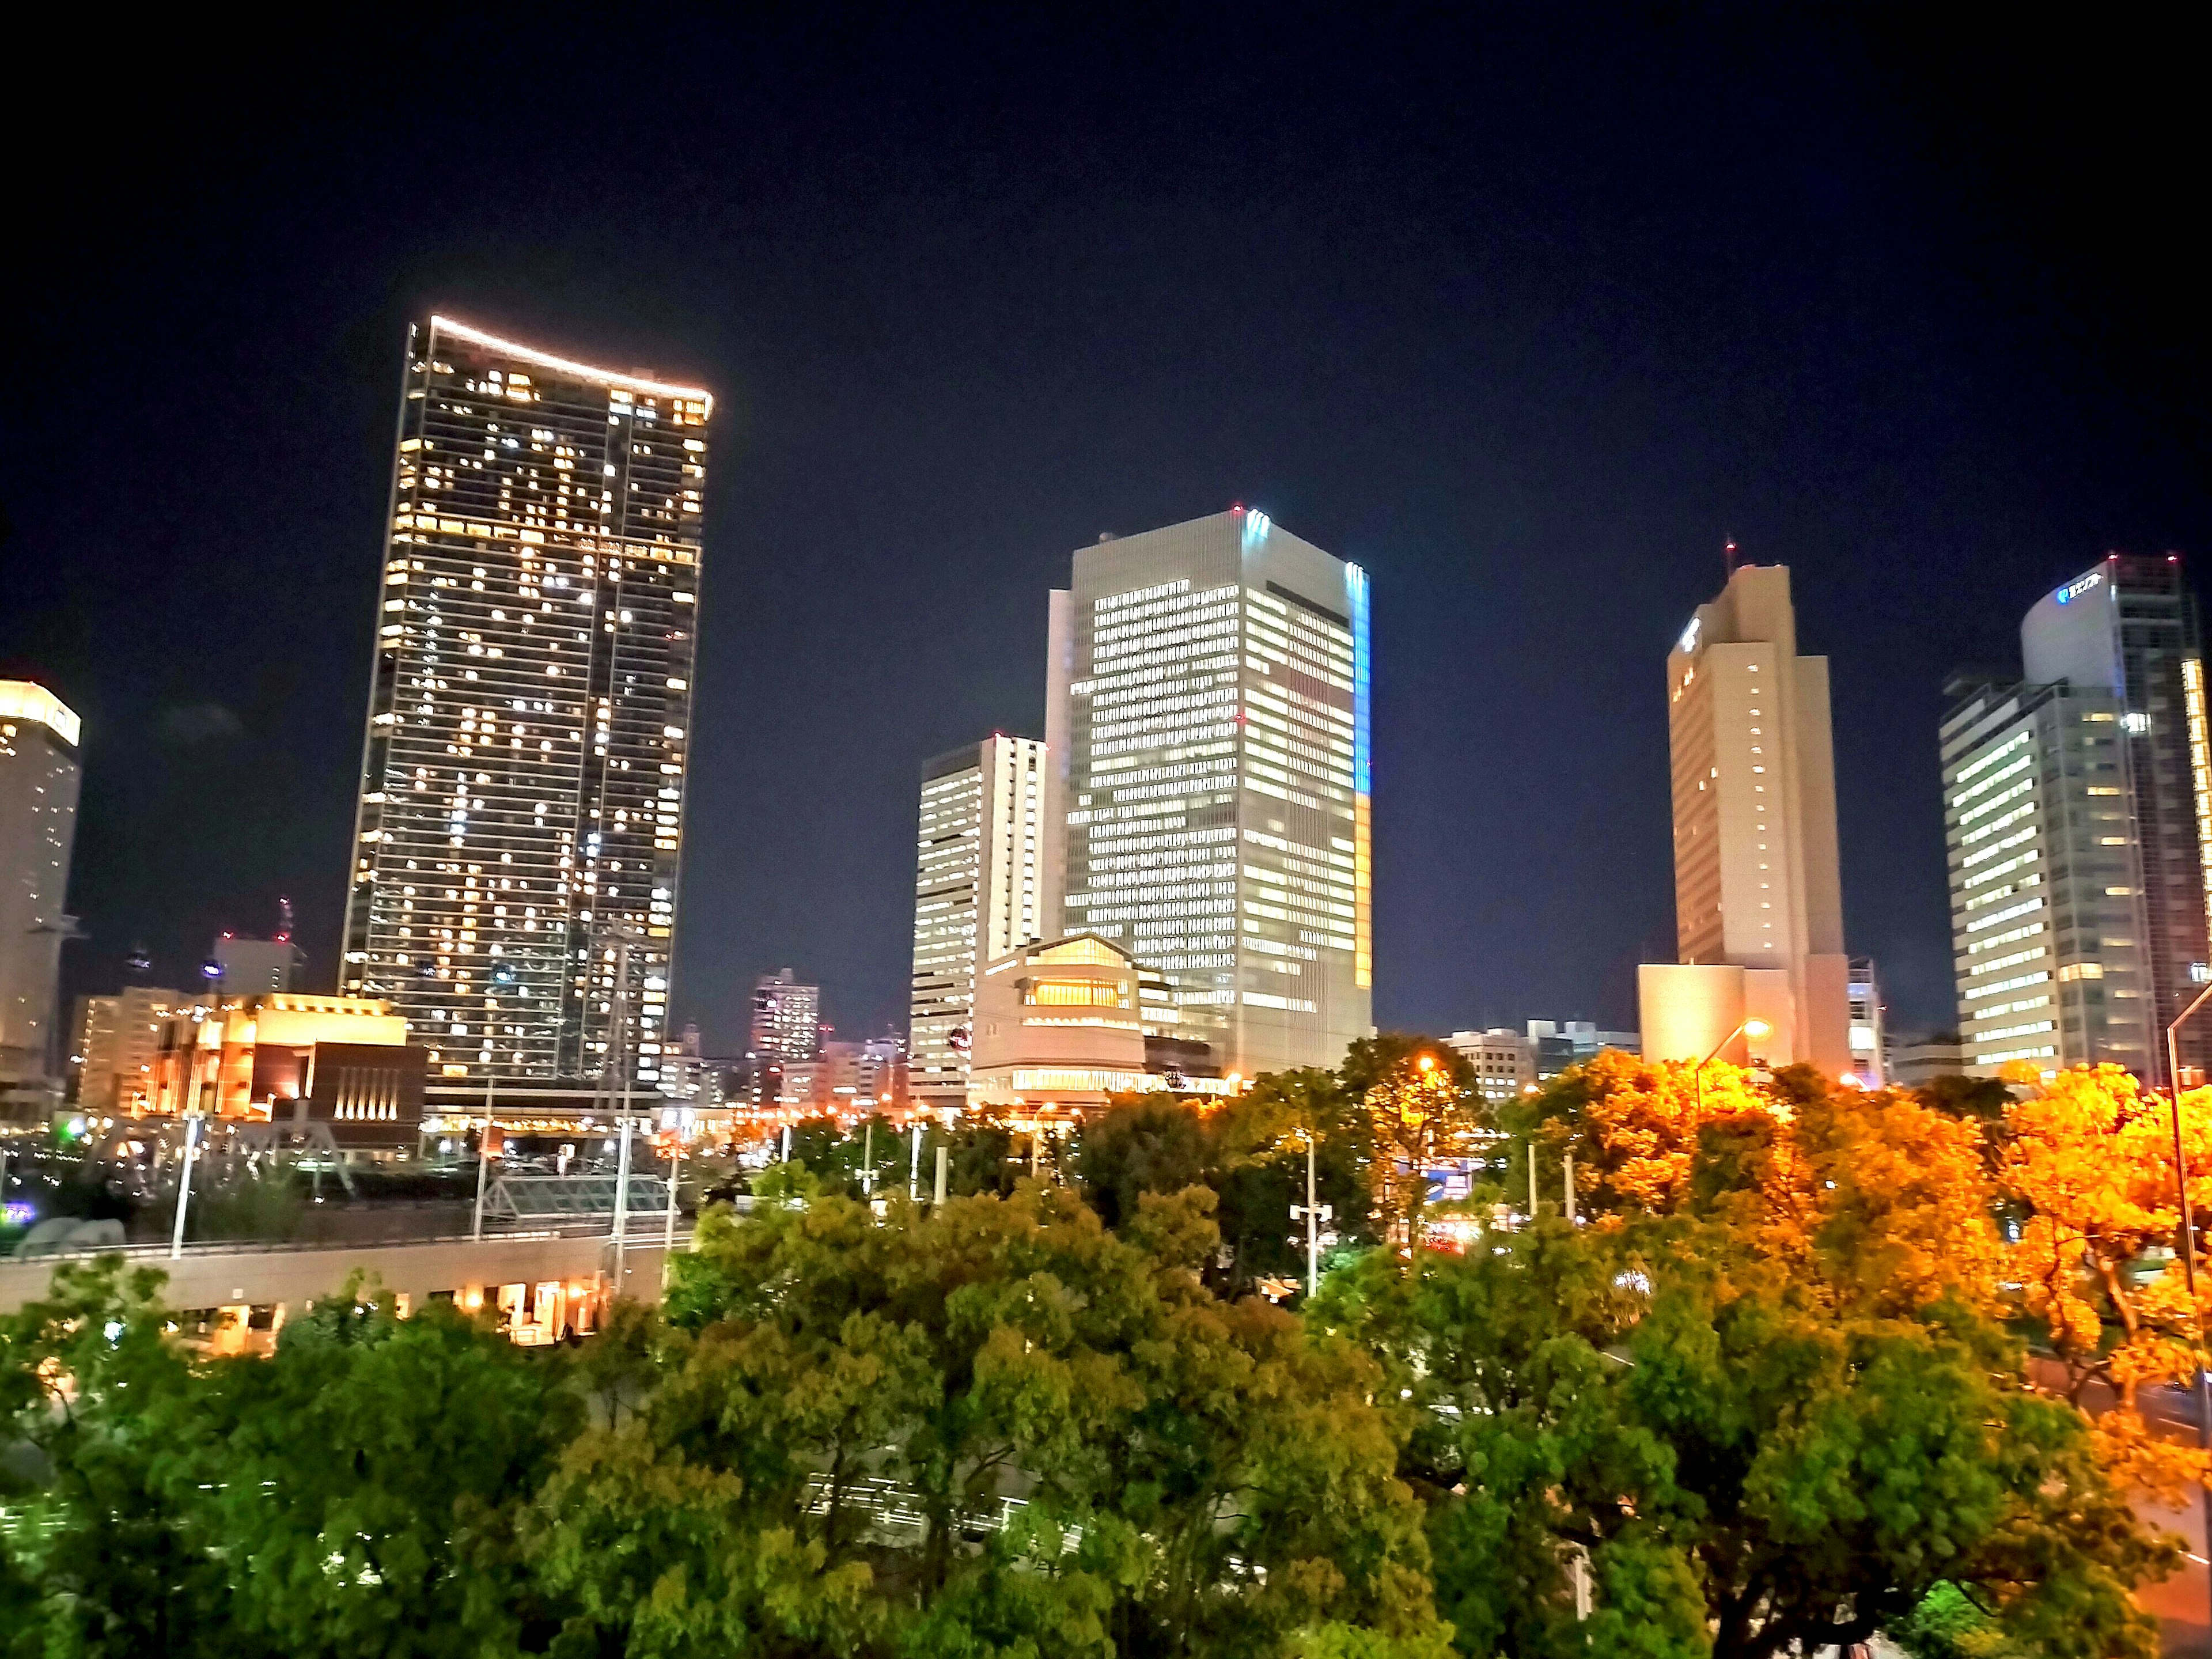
909 735 1047 1106
1938 555 2211 1080
1639 563 1854 1075
1044 509 1373 1078
0 682 82 1094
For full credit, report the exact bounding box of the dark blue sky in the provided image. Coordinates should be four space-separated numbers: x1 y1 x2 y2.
5 11 2205 1052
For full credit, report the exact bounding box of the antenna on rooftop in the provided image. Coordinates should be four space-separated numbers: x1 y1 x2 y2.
1722 539 1740 576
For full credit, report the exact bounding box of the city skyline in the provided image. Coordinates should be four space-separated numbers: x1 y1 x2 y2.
9 16 2205 1056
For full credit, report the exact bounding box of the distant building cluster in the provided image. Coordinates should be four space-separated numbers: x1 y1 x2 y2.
9 311 2209 1161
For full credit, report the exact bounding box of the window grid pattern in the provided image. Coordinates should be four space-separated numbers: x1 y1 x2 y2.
341 319 709 1087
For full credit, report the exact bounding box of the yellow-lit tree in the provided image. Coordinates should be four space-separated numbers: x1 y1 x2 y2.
1999 1063 2212 1499
1501 1048 1773 1219
1362 1050 1484 1252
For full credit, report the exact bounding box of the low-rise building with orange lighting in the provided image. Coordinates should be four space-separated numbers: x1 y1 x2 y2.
969 936 1241 1112
144 994 427 1151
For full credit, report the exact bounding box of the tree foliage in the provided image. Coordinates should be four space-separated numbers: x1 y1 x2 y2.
540 1181 1447 1659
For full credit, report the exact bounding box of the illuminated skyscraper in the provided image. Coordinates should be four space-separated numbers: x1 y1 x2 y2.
341 317 711 1089
0 681 81 1092
1043 509 1373 1077
1638 562 1854 1075
908 734 1048 1105
1941 554 2211 1081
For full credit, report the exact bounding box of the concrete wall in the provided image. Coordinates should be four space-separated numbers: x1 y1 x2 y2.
0 1231 680 1318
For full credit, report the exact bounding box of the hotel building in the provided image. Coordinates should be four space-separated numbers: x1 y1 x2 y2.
1638 562 1854 1075
340 318 710 1091
0 681 82 1094
908 736 1048 1107
1941 555 2212 1081
1043 509 1372 1077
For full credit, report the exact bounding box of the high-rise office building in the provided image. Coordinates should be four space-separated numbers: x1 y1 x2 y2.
749 968 820 1074
1 681 82 1092
1043 509 1372 1077
908 735 1048 1107
340 317 710 1090
1940 555 2211 1081
1639 562 1854 1074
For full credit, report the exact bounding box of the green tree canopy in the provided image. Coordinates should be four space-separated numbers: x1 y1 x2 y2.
543 1180 1449 1659
1316 1215 2171 1659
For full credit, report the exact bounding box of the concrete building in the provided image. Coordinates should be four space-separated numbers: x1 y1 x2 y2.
73 987 197 1112
1887 1032 1968 1089
1639 562 1853 1075
1043 509 1373 1080
143 993 427 1152
210 934 304 994
1445 1029 1536 1104
1940 673 2142 1074
1524 1020 1641 1082
0 681 82 1100
1847 956 1887 1086
908 736 1047 1107
1938 556 2212 1080
340 317 711 1092
968 935 1240 1112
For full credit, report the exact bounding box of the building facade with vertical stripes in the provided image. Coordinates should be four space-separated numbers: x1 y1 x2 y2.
1043 510 1372 1078
340 317 710 1089
908 735 1047 1105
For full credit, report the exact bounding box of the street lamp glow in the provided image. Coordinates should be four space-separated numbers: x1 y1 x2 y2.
1743 1018 1772 1040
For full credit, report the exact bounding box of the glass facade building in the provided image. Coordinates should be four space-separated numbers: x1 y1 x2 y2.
1941 674 2150 1073
1942 555 2212 1082
1043 510 1372 1077
341 317 710 1088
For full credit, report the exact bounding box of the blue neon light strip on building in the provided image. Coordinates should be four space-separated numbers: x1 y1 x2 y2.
1347 563 1372 795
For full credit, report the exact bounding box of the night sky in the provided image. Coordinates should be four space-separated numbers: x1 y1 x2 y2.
5 13 2205 1054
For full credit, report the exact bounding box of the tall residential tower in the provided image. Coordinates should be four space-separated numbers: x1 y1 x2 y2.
341 317 711 1089
1639 562 1854 1074
1043 509 1372 1077
908 735 1047 1107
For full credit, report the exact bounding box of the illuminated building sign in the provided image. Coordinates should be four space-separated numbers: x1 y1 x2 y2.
2054 571 2104 605
1677 615 1701 656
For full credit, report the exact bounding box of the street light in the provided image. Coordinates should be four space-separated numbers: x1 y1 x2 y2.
2164 979 2212 1630
1695 1017 1772 1113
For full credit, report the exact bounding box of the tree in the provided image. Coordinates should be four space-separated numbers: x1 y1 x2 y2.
1071 1095 1213 1229
0 1256 238 1658
1498 1049 1770 1221
1316 1216 2173 1659
535 1181 1449 1659
1362 1049 1484 1251
1997 1064 2212 1498
1 1259 578 1658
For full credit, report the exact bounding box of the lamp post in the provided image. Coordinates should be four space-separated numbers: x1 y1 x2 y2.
2163 979 2212 1626
1695 1017 1773 1114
